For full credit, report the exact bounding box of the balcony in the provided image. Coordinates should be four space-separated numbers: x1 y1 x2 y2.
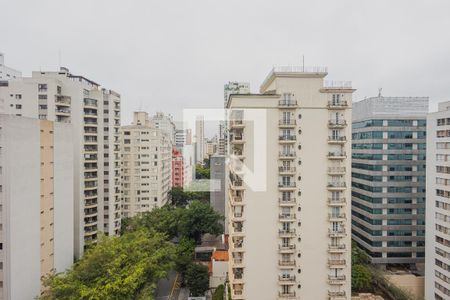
278 182 296 190
279 198 296 206
278 100 297 108
84 98 98 108
327 152 346 160
278 291 296 300
56 108 70 116
279 166 296 174
327 167 345 175
328 213 346 221
278 275 296 284
231 120 245 129
230 180 244 190
328 275 346 285
328 244 346 253
55 95 71 106
279 119 296 128
328 229 346 237
327 198 346 206
278 260 296 267
328 120 347 128
278 229 296 237
328 136 347 144
279 152 296 159
279 244 296 253
328 291 346 299
278 135 296 143
327 182 346 190
327 101 348 109
328 259 346 267
230 195 243 206
230 135 245 144
279 213 296 221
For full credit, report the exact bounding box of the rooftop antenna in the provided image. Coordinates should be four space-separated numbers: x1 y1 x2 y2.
378 88 383 97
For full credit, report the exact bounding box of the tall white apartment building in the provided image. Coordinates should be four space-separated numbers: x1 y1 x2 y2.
226 66 353 300
0 67 121 258
0 115 73 300
150 112 176 144
195 116 205 164
224 81 250 108
121 112 172 217
426 101 450 300
0 53 21 80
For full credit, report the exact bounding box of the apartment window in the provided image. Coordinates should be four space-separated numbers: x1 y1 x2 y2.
38 84 48 92
15 104 22 109
15 94 22 99
38 94 48 100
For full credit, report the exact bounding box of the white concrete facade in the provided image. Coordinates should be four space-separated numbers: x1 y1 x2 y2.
426 101 450 300
121 112 172 217
195 116 205 164
0 115 73 300
226 67 353 300
0 68 121 258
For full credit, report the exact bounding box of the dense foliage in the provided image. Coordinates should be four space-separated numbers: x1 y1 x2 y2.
212 284 225 300
40 229 175 300
185 263 210 296
195 164 210 179
170 187 209 207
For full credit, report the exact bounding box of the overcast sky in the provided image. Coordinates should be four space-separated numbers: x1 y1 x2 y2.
1 0 449 137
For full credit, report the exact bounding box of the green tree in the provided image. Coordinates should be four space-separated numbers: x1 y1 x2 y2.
179 201 223 244
352 264 373 292
212 284 224 300
40 229 175 300
170 187 190 207
185 263 209 297
174 238 196 276
195 164 210 179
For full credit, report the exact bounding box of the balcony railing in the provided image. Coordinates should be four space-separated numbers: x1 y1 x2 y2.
278 275 296 282
328 291 346 297
328 167 346 173
327 101 348 108
328 136 347 143
328 152 347 159
328 228 346 236
278 182 296 188
279 167 296 173
279 119 296 126
328 275 346 281
327 182 346 188
278 100 297 107
279 213 296 220
278 229 296 236
328 198 346 205
279 198 296 205
279 244 296 251
278 291 296 298
328 120 347 127
328 244 346 251
328 259 346 266
278 260 296 267
279 152 296 158
328 213 346 220
279 135 296 141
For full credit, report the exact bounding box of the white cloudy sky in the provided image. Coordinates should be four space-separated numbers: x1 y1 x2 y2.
1 0 449 136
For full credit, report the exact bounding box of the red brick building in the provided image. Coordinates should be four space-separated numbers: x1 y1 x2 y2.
172 148 184 187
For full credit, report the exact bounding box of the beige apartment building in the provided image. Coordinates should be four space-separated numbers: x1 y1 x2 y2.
121 112 172 217
0 67 121 258
226 66 353 300
0 115 73 300
426 101 450 300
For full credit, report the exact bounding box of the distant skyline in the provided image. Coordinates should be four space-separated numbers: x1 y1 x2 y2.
2 0 450 137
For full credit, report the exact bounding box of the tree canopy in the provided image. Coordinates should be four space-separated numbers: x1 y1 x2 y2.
40 229 175 300
185 263 209 297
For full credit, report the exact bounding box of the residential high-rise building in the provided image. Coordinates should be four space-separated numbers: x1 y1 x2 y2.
150 112 176 144
175 128 186 150
352 96 428 268
195 116 205 164
0 115 73 300
226 66 353 299
0 53 21 80
0 67 121 258
224 81 250 108
172 148 184 188
120 112 172 217
426 101 450 300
